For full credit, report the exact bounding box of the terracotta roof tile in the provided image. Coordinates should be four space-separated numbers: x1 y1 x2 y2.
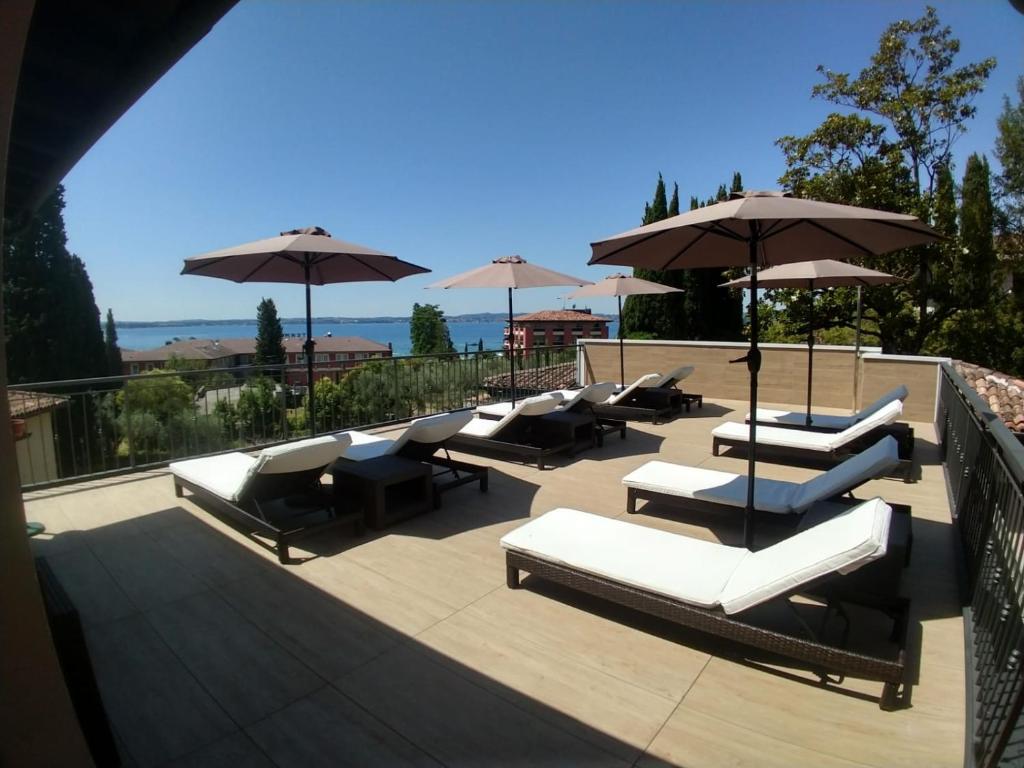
122 336 390 362
8 390 68 418
954 360 1024 434
512 310 608 323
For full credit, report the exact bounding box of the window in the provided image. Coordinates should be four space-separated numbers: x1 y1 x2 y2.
315 353 329 363
130 363 140 375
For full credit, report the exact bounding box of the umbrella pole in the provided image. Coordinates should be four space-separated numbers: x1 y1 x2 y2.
508 287 516 407
805 284 814 426
618 295 625 388
744 231 761 550
304 262 316 436
853 286 863 411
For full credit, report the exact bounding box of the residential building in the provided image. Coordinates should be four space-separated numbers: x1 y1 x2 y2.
505 308 609 352
120 335 391 384
9 390 67 486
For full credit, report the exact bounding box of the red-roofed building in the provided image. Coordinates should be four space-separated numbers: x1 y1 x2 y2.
505 308 609 352
121 336 391 385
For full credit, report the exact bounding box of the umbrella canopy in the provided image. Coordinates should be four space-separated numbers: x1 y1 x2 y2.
567 273 683 387
183 226 431 434
589 191 939 548
428 256 592 405
722 259 897 425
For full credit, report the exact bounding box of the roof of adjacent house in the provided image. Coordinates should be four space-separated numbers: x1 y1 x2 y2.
512 310 608 323
8 390 68 418
954 360 1024 433
121 336 390 362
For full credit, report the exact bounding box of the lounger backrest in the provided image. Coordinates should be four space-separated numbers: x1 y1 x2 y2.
389 411 474 453
652 365 694 388
470 393 560 435
719 498 892 614
827 399 903 449
561 382 617 410
607 373 661 405
855 385 910 423
253 434 352 475
789 436 901 513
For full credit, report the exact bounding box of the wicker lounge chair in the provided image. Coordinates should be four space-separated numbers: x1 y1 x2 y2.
477 382 627 445
649 364 703 411
624 435 900 518
338 411 488 504
448 393 575 469
590 373 677 424
171 435 360 563
749 385 912 457
712 400 912 472
501 500 910 709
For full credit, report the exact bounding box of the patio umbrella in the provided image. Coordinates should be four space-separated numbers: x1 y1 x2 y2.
566 273 683 388
427 256 592 406
182 226 430 435
589 190 938 547
721 259 896 425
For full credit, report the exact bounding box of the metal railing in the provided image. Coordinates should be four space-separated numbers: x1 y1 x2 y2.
937 363 1024 768
11 345 577 489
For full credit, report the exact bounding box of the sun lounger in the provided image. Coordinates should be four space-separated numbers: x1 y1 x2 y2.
591 373 677 424
749 385 912 456
448 393 574 469
712 399 912 470
478 383 628 445
624 435 900 517
650 364 703 410
501 499 910 709
338 411 487 504
171 435 360 563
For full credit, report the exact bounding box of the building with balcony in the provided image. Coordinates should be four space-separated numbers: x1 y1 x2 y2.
121 335 392 385
505 308 609 352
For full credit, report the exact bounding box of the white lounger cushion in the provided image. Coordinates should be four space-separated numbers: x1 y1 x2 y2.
713 400 904 452
460 393 560 438
501 508 748 608
652 365 695 388
170 433 351 503
623 436 900 515
606 373 662 405
478 382 619 418
340 411 473 461
751 385 910 430
500 499 891 615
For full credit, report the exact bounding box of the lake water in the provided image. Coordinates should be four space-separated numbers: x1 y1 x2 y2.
116 320 619 357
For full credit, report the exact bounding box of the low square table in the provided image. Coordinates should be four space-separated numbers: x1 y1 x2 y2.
331 455 433 530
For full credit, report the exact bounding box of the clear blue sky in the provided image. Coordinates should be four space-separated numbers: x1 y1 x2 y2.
62 1 1023 322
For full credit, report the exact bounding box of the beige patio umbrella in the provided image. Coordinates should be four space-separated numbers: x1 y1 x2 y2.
567 273 683 388
590 190 939 548
182 226 431 434
722 259 897 425
428 255 592 406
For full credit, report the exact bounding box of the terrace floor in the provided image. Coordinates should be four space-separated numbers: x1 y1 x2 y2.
25 397 965 767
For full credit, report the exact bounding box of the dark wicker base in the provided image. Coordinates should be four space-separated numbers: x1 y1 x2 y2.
712 435 914 481
505 551 909 710
447 433 575 470
592 402 674 425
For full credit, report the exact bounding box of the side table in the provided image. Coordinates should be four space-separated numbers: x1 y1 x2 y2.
331 456 433 530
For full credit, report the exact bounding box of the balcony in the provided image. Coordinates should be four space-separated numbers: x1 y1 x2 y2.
25 387 968 766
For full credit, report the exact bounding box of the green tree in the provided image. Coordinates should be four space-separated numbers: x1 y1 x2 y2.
776 6 996 354
254 297 286 366
410 303 455 355
104 308 122 376
3 184 107 383
235 376 284 440
995 76 1024 282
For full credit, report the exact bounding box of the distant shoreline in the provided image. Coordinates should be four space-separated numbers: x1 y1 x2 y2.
117 311 613 328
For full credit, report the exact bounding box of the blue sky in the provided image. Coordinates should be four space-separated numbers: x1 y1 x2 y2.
62 1 1023 322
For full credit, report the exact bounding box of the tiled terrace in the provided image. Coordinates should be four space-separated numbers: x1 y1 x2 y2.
25 397 964 767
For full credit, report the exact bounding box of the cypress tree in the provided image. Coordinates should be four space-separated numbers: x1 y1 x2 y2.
959 154 997 307
104 308 122 376
410 303 455 355
254 297 286 366
4 184 106 383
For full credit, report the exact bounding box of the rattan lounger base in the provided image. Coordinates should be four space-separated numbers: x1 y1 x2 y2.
447 434 575 470
712 435 914 481
592 402 674 425
505 550 909 710
173 475 362 564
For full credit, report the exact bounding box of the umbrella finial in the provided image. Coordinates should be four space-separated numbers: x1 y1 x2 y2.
493 255 526 264
281 226 332 238
729 190 792 200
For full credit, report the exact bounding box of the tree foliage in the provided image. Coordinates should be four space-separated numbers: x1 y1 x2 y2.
775 6 996 355
254 297 286 366
621 174 743 341
410 303 455 356
3 185 107 383
104 308 122 376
